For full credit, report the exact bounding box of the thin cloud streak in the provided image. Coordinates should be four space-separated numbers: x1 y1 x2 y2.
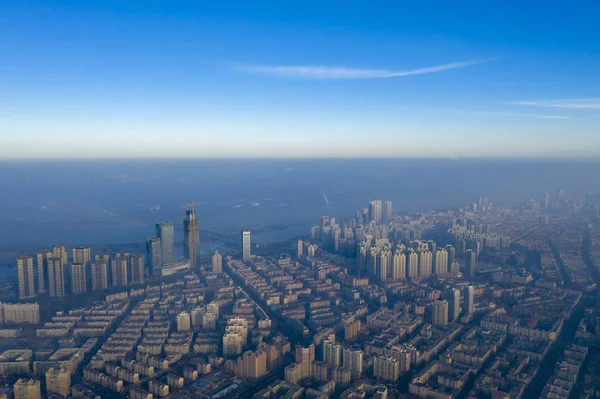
506 98 600 110
454 111 573 120
236 60 486 79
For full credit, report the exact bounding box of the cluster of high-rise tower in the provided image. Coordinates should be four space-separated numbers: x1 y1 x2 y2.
14 208 200 300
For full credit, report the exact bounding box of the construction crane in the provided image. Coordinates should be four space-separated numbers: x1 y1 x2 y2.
182 202 196 211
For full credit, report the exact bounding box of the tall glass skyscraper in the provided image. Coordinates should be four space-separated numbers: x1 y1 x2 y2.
146 237 162 279
183 210 199 268
156 222 174 263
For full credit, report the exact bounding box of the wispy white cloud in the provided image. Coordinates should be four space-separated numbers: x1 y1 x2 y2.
235 60 486 79
505 98 600 110
457 111 573 120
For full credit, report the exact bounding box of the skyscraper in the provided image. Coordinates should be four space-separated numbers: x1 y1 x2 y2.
130 254 144 283
407 251 418 277
156 222 174 264
236 350 267 380
70 263 87 294
111 258 128 287
392 251 406 279
16 256 35 300
434 249 448 275
146 237 163 279
432 299 449 326
91 261 108 290
446 245 456 271
343 347 363 379
376 250 391 280
176 312 191 332
295 344 315 380
297 240 303 257
465 249 476 277
211 250 222 273
383 200 392 220
373 356 399 382
418 250 432 276
449 288 461 322
72 246 91 265
368 200 382 223
183 209 199 268
322 336 341 366
241 230 251 262
35 250 49 294
51 245 68 265
47 257 65 298
464 285 475 314
223 332 243 356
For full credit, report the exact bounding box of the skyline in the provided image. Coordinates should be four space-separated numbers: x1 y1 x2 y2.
1 1 600 158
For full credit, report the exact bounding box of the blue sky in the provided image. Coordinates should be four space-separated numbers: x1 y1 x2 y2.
1 0 599 158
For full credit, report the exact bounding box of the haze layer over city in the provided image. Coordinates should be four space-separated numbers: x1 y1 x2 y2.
1 1 600 399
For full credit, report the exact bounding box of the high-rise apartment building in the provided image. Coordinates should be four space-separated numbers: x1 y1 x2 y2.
16 256 35 300
241 230 251 262
52 245 68 265
392 251 406 279
465 249 476 277
183 209 199 268
236 350 267 380
373 356 399 382
383 200 392 220
449 288 461 322
297 240 303 257
211 250 222 273
14 379 41 399
35 250 49 294
446 245 456 270
70 263 87 294
295 344 315 380
45 368 71 397
343 348 363 379
432 299 449 326
111 258 128 287
368 200 382 223
176 312 191 332
464 285 475 314
322 336 341 366
146 237 162 279
434 249 448 275
223 332 243 356
47 257 65 298
91 261 108 291
72 247 91 265
129 254 144 283
376 250 391 280
156 222 174 264
418 250 432 276
284 363 302 385
407 251 418 277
